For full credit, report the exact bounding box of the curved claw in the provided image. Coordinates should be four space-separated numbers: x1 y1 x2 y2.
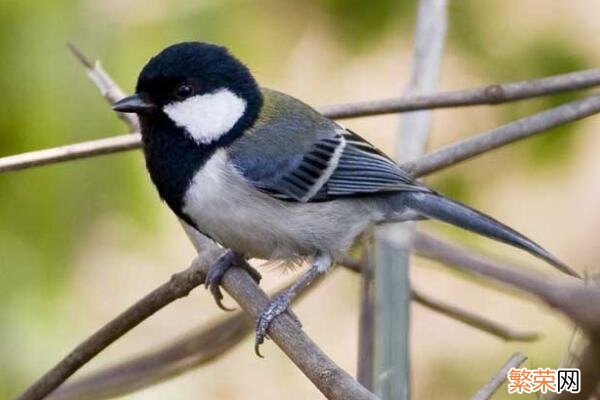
205 251 262 312
210 284 235 312
204 251 239 311
254 339 265 358
254 293 293 357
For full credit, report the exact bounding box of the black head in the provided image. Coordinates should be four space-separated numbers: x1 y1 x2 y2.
112 43 263 224
114 42 263 146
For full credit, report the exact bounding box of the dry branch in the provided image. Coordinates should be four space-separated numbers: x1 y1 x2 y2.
411 289 539 341
47 311 252 400
405 93 600 176
46 262 538 400
0 134 141 173
413 232 600 333
47 277 323 400
19 249 377 400
321 69 600 119
16 257 213 400
67 43 139 131
3 70 600 173
343 259 540 342
217 259 379 400
13 45 600 400
471 352 527 400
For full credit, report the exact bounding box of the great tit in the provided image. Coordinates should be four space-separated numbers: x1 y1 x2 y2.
113 42 577 354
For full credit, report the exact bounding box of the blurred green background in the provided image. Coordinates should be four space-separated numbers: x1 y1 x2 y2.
1 0 599 399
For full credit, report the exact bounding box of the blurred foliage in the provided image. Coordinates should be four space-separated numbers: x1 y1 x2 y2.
448 0 590 169
315 0 416 52
0 0 593 398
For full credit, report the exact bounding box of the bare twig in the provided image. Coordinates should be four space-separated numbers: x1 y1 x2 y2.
412 289 539 341
47 257 540 400
3 70 600 173
48 276 322 400
0 134 141 173
67 44 139 131
343 259 541 342
16 257 212 400
404 93 600 176
13 44 600 400
471 352 527 400
413 232 600 333
218 259 379 400
19 250 377 400
321 69 600 119
47 311 252 400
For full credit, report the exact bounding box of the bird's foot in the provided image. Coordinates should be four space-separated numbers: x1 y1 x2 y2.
205 250 261 311
254 292 302 357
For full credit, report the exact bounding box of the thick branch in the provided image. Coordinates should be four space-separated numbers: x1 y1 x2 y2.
48 258 538 400
18 250 377 400
48 276 322 400
471 352 527 400
220 263 378 400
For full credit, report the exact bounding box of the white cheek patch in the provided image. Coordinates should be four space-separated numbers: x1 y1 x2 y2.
163 88 247 144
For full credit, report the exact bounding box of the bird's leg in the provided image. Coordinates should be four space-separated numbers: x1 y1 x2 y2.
205 249 262 311
254 253 333 357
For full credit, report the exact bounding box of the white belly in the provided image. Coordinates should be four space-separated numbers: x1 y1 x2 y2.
182 150 377 260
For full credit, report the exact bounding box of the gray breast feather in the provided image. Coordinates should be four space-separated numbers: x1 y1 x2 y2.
182 149 381 261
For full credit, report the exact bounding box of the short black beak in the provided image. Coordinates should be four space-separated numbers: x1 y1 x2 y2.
112 94 156 114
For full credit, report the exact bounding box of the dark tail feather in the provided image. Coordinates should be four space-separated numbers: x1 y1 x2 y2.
403 191 579 278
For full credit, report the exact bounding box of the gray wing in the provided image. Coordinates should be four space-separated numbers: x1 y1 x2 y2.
230 128 428 202
228 89 429 202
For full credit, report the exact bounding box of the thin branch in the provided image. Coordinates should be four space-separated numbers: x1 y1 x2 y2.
47 311 252 400
3 70 600 174
471 352 527 400
19 250 377 400
16 257 212 400
47 276 321 400
321 69 600 119
342 259 540 342
404 93 600 176
0 134 141 173
413 232 600 333
216 257 380 400
67 44 139 131
14 45 599 400
412 289 539 341
48 256 539 400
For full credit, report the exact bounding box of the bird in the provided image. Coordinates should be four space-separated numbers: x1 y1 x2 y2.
113 41 578 355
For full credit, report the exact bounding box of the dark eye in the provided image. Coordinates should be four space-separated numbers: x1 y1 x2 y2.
175 83 194 99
